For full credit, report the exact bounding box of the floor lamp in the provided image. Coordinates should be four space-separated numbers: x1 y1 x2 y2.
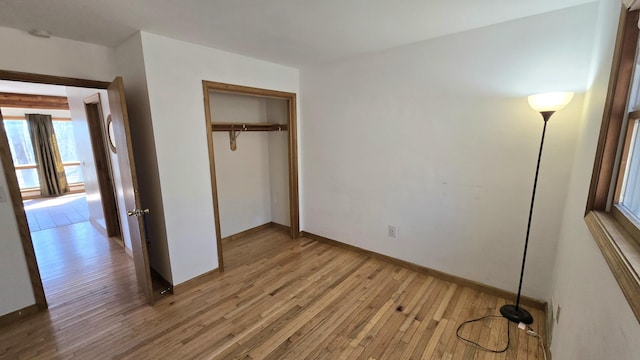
500 92 574 325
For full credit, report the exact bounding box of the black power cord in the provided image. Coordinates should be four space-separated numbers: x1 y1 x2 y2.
456 315 510 353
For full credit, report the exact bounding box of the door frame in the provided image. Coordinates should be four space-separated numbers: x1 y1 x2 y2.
83 93 122 239
202 81 300 271
0 70 110 309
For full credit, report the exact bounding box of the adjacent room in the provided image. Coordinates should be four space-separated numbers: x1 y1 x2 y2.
0 0 639 359
0 80 145 309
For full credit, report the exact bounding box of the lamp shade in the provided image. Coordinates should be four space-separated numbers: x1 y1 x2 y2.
527 92 574 112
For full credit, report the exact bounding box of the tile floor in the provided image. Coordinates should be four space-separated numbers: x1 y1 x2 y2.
23 193 90 232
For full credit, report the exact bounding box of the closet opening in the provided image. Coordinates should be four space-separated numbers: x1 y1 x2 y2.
202 81 299 271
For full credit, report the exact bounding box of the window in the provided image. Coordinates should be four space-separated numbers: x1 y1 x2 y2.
4 119 39 189
617 115 640 220
52 120 83 184
586 8 640 322
2 117 83 189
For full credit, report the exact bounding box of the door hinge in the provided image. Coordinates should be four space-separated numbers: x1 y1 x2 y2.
127 208 150 217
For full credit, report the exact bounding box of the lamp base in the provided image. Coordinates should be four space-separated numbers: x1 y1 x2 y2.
500 304 533 324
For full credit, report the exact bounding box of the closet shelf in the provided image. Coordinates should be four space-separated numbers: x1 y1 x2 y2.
211 122 288 132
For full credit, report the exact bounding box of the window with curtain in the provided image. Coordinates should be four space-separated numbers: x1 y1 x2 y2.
51 121 82 184
3 118 83 189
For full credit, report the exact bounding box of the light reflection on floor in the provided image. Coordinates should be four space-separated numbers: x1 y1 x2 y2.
31 221 133 308
23 193 89 232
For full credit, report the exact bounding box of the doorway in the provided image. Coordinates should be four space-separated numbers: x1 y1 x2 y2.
0 82 124 306
0 70 157 310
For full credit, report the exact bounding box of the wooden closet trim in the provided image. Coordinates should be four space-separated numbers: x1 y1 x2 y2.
202 81 300 272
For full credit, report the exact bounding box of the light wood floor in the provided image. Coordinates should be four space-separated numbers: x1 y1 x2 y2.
0 223 546 359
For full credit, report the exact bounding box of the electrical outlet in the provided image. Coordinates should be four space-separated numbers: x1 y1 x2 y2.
388 225 397 238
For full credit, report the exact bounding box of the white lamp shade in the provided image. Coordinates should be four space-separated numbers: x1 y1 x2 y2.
527 92 574 112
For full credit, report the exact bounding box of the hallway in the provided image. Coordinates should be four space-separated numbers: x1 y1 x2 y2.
30 221 139 309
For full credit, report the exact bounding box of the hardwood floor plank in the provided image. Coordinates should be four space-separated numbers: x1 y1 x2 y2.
398 276 434 331
421 317 449 359
277 264 399 359
246 260 378 359
0 223 547 359
311 267 409 358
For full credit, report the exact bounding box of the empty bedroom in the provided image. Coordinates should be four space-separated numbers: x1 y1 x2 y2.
0 0 639 359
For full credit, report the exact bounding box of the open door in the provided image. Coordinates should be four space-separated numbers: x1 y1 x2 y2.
107 77 154 305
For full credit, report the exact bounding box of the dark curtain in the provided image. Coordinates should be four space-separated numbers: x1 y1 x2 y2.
27 114 69 196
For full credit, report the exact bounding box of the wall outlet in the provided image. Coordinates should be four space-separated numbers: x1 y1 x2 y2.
388 225 397 238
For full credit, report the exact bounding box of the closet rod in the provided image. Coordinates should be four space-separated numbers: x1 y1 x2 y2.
211 122 288 132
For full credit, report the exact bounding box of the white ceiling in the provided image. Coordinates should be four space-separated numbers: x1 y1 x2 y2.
0 0 596 67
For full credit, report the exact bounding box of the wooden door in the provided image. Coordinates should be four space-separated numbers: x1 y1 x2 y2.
107 77 154 305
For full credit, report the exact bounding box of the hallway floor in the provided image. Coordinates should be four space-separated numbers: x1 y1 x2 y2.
30 221 136 308
23 193 89 232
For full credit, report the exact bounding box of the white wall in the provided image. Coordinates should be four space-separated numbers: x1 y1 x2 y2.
139 32 299 285
0 150 36 316
267 99 290 227
549 0 640 358
299 4 598 301
66 88 107 230
0 26 115 82
209 94 291 237
210 92 269 123
0 27 116 315
115 33 172 283
211 92 273 237
213 130 272 237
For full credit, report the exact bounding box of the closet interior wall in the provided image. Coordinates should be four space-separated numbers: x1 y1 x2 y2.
209 91 290 238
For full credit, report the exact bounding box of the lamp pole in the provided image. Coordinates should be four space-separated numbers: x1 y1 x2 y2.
500 110 554 324
499 91 573 325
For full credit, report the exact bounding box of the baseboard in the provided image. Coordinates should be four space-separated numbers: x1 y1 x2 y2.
89 219 107 235
222 222 291 243
222 222 274 242
0 304 39 326
545 302 554 360
124 246 133 258
270 222 291 233
109 235 125 249
173 268 220 294
301 231 546 310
